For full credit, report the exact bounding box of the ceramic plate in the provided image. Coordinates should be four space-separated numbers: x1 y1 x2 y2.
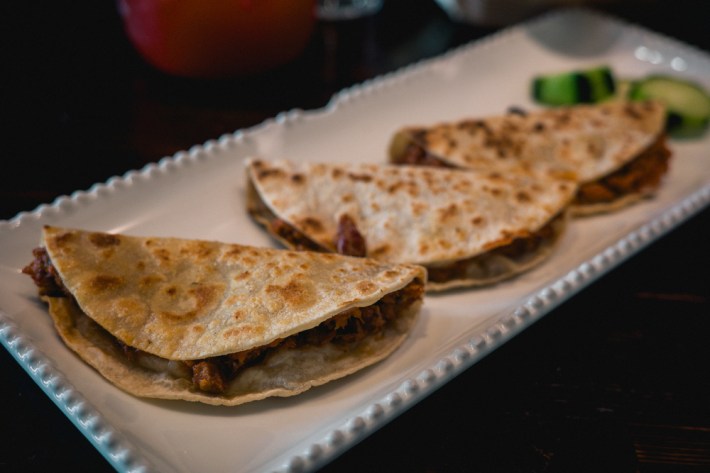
1 7 709 473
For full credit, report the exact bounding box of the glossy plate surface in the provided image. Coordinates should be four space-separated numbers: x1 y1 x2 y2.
1 7 709 473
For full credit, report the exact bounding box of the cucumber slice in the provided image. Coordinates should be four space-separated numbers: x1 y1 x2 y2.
609 78 632 102
628 75 710 138
532 66 616 106
585 66 617 102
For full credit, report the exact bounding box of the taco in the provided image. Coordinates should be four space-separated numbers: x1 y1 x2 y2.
22 226 426 406
388 100 672 215
246 159 576 291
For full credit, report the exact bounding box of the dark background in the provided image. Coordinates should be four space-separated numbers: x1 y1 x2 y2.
2 1 709 472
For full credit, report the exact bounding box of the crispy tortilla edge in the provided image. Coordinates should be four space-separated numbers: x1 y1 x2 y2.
42 278 423 406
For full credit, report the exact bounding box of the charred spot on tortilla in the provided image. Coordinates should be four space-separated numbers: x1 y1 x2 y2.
347 172 373 183
53 230 77 247
264 278 317 309
291 173 305 184
257 168 286 180
89 232 121 248
507 106 528 116
89 274 124 292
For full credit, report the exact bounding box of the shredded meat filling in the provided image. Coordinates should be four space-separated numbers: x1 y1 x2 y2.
22 247 69 297
576 135 671 205
177 279 422 394
24 249 424 395
336 214 367 257
394 142 453 168
247 181 325 252
269 219 323 252
426 213 561 284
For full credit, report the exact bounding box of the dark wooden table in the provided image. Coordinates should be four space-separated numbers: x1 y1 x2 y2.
2 1 709 472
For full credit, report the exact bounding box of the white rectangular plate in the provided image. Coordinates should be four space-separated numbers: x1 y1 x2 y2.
2 7 709 473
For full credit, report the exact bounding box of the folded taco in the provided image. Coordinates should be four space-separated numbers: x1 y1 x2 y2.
388 100 672 216
23 226 426 406
246 159 577 291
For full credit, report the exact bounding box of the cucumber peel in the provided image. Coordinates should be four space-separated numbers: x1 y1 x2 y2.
532 66 616 106
628 75 710 138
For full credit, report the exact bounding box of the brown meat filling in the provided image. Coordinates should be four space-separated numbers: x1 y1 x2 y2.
182 280 423 394
395 134 672 205
336 214 367 257
426 212 562 284
22 247 70 297
247 182 324 252
23 249 424 395
575 135 671 205
269 219 323 252
393 142 453 168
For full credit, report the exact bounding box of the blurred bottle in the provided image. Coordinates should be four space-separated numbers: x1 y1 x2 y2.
316 0 383 20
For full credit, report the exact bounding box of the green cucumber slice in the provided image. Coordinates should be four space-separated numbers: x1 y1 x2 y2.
585 66 617 102
532 66 616 105
628 75 710 138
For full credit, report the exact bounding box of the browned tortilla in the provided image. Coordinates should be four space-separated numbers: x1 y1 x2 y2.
34 226 426 405
245 159 577 291
388 100 670 215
